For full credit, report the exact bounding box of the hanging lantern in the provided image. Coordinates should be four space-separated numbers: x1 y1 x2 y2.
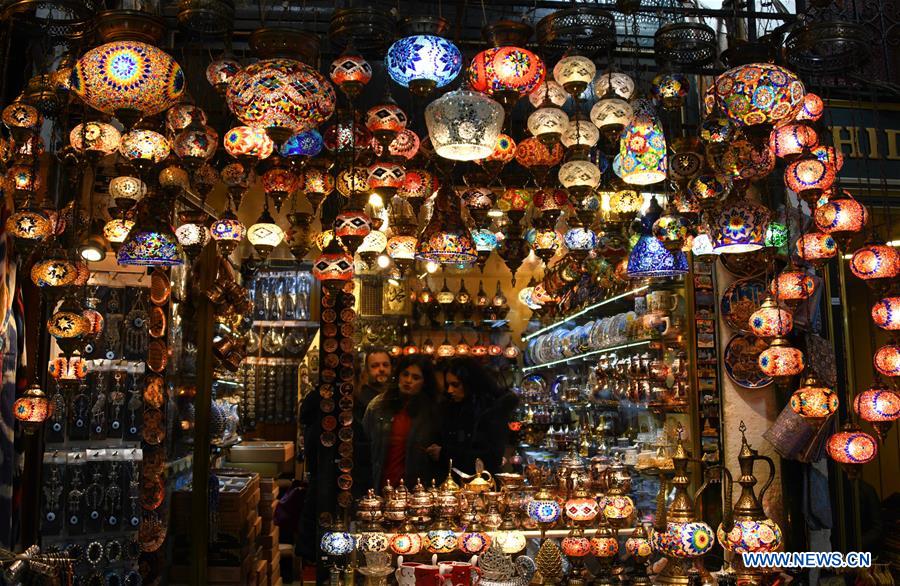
398 169 438 212
6 206 53 242
117 216 183 267
651 72 689 109
103 219 135 246
159 165 190 193
532 227 562 262
281 130 324 159
527 105 568 146
118 129 170 172
108 176 147 211
71 41 185 124
652 208 689 251
260 165 300 212
31 256 78 288
619 99 667 185
365 100 408 146
871 296 900 331
69 121 121 158
425 90 504 161
225 58 336 143
553 55 595 96
528 80 567 108
336 168 369 198
515 137 564 181
691 233 717 259
367 162 406 198
386 35 462 96
2 102 42 137
223 126 274 162
790 374 838 420
467 46 545 109
206 55 241 94
558 160 601 200
334 210 372 254
627 234 689 279
371 129 420 161
329 51 373 98
48 296 91 355
561 117 600 156
247 206 284 260
769 124 818 160
699 113 736 146
854 384 899 441
849 241 900 288
874 344 900 378
416 185 477 266
765 222 789 249
814 195 867 247
711 196 771 254
714 63 805 130
796 92 824 122
210 210 245 255
175 215 211 259
313 237 355 285
811 144 844 172
758 337 804 381
785 154 836 203
173 123 219 167
770 266 816 307
796 231 837 266
719 139 775 183
590 96 633 142
302 166 336 209
13 384 51 433
749 296 793 339
826 425 877 477
594 70 634 100
166 103 206 133
688 175 728 210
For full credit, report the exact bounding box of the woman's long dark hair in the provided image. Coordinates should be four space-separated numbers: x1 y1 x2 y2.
381 354 439 416
445 356 499 401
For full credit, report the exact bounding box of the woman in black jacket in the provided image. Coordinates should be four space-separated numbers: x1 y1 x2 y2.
425 357 519 476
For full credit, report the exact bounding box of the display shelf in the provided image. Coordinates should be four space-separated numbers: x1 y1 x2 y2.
522 285 650 342
522 339 653 373
251 320 318 328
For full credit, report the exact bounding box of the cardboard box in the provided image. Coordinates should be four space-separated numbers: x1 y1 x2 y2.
228 441 294 464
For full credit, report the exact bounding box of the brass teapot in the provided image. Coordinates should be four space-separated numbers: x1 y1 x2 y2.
453 459 495 494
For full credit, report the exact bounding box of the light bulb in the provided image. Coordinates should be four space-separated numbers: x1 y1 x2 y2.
377 254 391 269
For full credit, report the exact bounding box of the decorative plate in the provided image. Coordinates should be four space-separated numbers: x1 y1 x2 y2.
719 250 770 278
720 279 767 332
149 270 171 305
723 333 773 389
522 374 547 395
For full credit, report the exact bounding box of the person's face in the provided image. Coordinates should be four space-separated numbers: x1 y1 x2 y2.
398 365 425 397
446 372 465 402
366 353 391 386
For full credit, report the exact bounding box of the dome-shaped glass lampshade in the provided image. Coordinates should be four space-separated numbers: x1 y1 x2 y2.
329 51 373 97
559 160 601 196
371 128 420 161
117 218 183 267
165 104 207 133
467 47 545 107
14 384 51 433
854 384 899 440
313 237 354 284
425 90 504 161
795 231 837 266
71 41 185 123
561 118 600 153
872 296 900 331
785 154 836 202
652 210 690 251
590 97 634 136
594 71 635 100
714 63 805 129
109 175 147 210
619 100 667 185
814 194 867 245
357 230 388 256
225 58 336 141
651 72 689 109
334 210 372 254
826 427 877 467
365 101 408 143
416 185 477 266
6 207 53 241
173 124 219 165
103 219 135 245
874 344 900 378
223 126 275 161
2 102 42 134
119 129 170 166
31 257 78 288
515 137 564 170
528 80 568 108
553 55 596 96
749 296 793 339
69 122 121 157
210 210 245 254
758 337 804 379
247 207 284 259
770 266 816 306
769 123 818 159
386 35 462 96
711 197 771 254
48 297 92 342
206 55 241 94
367 162 406 197
527 106 568 145
717 520 783 554
849 242 900 285
281 130 324 158
796 92 824 122
627 234 689 278
790 374 838 420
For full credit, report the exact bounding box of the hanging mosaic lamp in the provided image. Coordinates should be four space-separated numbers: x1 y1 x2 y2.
795 231 837 266
261 164 300 212
627 234 689 279
770 265 816 307
210 210 245 255
371 128 420 161
785 153 836 204
529 80 567 108
769 123 818 160
48 296 92 356
365 99 408 149
2 101 42 139
173 121 219 169
13 384 51 434
553 55 595 97
69 121 121 159
714 63 805 133
302 166 336 209
6 203 52 243
247 204 284 260
175 212 211 259
31 253 78 288
619 99 667 185
118 129 170 175
688 173 729 209
814 194 868 248
561 116 600 158
590 94 633 144
871 296 900 331
386 34 462 96
416 185 477 266
467 46 545 109
425 89 504 161
749 295 793 339
117 209 183 267
854 383 899 442
71 41 185 125
558 159 601 201
874 344 900 378
718 139 775 184
313 236 354 285
206 54 241 94
280 130 324 159
652 206 690 252
334 209 372 254
651 72 689 109
329 50 373 98
790 373 838 421
527 104 569 146
594 70 635 100
367 162 406 198
225 58 336 143
758 337 804 382
826 424 877 477
223 125 274 163
711 195 771 254
532 226 562 262
849 241 900 289
103 219 135 248
796 92 824 122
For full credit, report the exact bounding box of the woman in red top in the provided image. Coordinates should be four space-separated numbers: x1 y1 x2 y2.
362 355 441 490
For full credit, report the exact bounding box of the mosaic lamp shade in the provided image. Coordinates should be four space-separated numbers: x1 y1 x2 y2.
280 130 324 158
619 99 667 186
714 63 805 128
711 196 771 254
247 207 284 259
558 160 602 192
790 374 838 420
223 126 274 161
313 237 354 284
2 102 42 133
871 296 900 331
651 521 715 558
69 122 121 157
481 133 517 164
849 241 900 285
71 41 185 122
365 101 408 138
529 80 568 108
117 217 183 267
173 124 219 164
103 219 135 245
874 344 900 378
31 257 78 288
425 89 504 161
785 154 836 203
651 72 689 109
749 296 793 339
795 231 837 266
210 210 246 255
320 530 355 556
47 297 91 341
329 51 373 97
796 92 825 122
118 129 170 165
386 35 462 95
527 106 569 144
175 221 211 257
717 519 783 554
367 162 406 197
398 168 438 203
769 123 818 159
590 97 634 134
6 207 53 241
225 58 336 140
652 209 690 252
770 266 816 306
515 137 564 170
336 167 369 197
553 55 596 96
14 384 51 433
758 337 804 379
334 209 372 253
561 118 600 150
467 46 546 107
415 185 477 266
627 234 689 279
562 535 592 558
719 139 775 183
206 55 241 93
371 128 420 160
813 194 868 245
854 384 900 440
826 426 878 472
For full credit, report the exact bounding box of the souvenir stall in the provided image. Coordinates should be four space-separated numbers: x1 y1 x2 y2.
0 0 899 585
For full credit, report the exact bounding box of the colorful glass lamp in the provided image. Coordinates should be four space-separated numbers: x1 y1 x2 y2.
386 35 462 96
14 384 51 434
416 185 477 266
826 423 877 478
854 383 899 442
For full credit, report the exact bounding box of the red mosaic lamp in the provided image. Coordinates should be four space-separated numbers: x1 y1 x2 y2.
790 373 838 421
826 423 878 478
795 231 837 267
14 384 52 434
854 382 900 442
874 344 900 379
813 193 868 249
770 264 816 308
871 296 900 331
758 337 804 383
849 240 900 291
749 295 793 340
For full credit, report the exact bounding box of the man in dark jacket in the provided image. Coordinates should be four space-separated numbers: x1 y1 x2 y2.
352 349 391 496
